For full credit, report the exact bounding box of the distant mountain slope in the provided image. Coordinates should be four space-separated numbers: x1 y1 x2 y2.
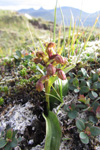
0 10 52 54
18 7 100 27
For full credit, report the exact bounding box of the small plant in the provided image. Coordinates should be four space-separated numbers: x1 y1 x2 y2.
34 42 75 150
76 119 100 144
20 67 27 77
0 97 4 105
0 86 8 95
64 103 78 119
0 126 21 150
68 67 100 99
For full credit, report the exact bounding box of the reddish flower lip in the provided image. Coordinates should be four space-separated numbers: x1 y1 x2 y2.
57 69 66 80
36 81 44 92
47 64 56 76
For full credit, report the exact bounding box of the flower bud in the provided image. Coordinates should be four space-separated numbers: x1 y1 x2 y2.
84 127 91 136
57 69 66 80
47 42 56 49
36 81 44 92
36 51 45 58
46 49 53 58
49 54 57 60
55 54 63 64
46 42 56 57
55 55 68 65
47 64 56 76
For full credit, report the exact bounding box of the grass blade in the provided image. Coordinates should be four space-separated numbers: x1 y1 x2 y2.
83 16 99 50
53 0 58 42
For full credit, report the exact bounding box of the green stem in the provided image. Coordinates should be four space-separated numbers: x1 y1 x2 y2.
45 80 50 111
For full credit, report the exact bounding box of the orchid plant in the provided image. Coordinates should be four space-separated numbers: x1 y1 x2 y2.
34 42 75 150
35 42 68 110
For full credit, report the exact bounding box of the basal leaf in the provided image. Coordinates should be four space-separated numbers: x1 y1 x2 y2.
43 111 61 150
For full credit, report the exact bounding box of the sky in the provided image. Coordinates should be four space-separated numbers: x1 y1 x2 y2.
0 0 100 13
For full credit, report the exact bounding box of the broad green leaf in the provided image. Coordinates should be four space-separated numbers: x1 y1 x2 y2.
80 86 89 94
10 138 17 148
93 82 100 90
89 116 98 124
92 74 99 82
89 91 98 100
79 132 88 139
14 55 19 59
81 68 88 77
78 70 83 76
69 72 75 78
86 81 91 88
90 126 100 136
80 136 89 144
16 50 21 58
43 111 61 150
91 91 98 99
76 119 85 131
73 78 79 87
3 143 12 150
80 80 87 87
68 110 77 119
0 138 7 148
74 88 80 93
69 84 76 91
24 55 32 60
92 101 99 112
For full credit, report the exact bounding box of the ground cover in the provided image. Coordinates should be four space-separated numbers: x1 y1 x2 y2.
0 9 100 150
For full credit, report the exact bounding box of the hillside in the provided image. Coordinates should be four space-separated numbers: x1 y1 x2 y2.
0 10 54 56
18 6 100 27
